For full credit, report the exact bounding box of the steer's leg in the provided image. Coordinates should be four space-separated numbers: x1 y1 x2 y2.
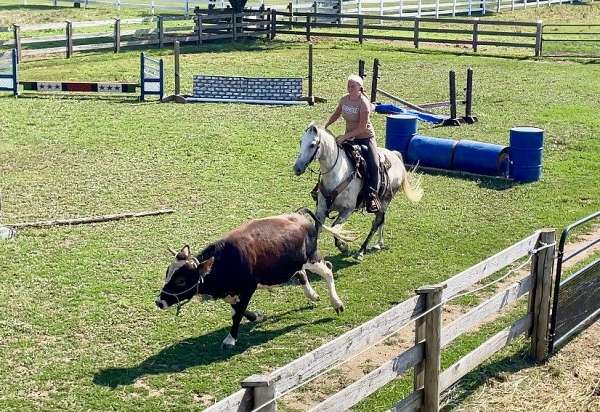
295 270 320 302
331 208 354 255
223 290 254 349
303 260 344 314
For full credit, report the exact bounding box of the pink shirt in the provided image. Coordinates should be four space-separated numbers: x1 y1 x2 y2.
340 94 376 141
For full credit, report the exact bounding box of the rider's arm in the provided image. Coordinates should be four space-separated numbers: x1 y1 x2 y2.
337 97 370 143
324 103 342 129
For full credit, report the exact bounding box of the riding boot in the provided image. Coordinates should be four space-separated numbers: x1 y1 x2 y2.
366 191 381 213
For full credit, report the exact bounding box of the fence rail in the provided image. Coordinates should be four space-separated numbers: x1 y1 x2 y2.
273 11 543 56
1 10 271 61
203 229 558 412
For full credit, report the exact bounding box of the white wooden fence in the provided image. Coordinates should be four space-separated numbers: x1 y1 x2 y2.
201 229 557 411
38 0 582 17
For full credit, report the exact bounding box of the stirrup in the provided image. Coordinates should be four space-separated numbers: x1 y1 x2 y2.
366 195 381 213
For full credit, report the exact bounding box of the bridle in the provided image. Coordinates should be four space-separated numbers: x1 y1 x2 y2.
306 128 340 176
158 256 209 316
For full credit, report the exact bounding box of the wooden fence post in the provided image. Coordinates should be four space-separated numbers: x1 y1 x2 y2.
529 229 555 362
174 41 180 96
197 14 203 47
113 18 121 53
306 14 311 41
413 18 420 49
535 20 543 58
232 11 237 42
241 375 277 412
415 284 446 412
307 43 314 105
358 15 364 44
13 24 21 63
270 9 277 40
472 17 479 52
158 15 164 48
287 2 293 30
338 0 343 24
65 20 73 58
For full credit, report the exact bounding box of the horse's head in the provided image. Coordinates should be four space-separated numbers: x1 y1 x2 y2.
293 122 321 176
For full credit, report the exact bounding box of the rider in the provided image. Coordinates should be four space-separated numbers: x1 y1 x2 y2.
324 74 381 213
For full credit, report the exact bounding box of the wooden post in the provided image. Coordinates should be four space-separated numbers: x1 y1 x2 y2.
413 19 420 49
241 375 277 412
465 67 473 118
413 315 426 392
113 18 121 53
13 24 21 64
307 44 314 105
529 229 556 362
158 16 164 48
196 14 202 47
415 284 445 412
65 20 73 59
358 15 364 44
338 0 343 24
312 0 318 16
174 41 180 96
472 17 479 52
535 20 543 58
306 14 311 41
231 11 237 43
358 59 365 78
370 57 379 103
449 70 457 120
270 9 277 40
287 2 293 30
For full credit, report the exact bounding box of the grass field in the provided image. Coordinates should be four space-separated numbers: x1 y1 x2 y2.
0 4 599 411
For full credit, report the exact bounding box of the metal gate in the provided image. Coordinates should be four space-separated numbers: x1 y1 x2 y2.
548 211 600 354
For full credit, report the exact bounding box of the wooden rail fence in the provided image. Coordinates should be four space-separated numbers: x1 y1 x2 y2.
201 229 558 411
1 11 549 59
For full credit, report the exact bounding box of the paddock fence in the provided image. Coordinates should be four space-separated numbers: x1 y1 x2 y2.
200 228 564 411
272 11 544 56
1 10 271 61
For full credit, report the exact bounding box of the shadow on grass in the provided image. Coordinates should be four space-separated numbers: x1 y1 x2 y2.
441 344 536 410
93 308 334 388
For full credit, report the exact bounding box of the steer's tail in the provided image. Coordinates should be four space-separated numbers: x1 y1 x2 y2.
296 208 357 243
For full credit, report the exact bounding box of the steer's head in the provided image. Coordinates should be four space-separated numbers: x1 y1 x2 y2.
155 245 214 310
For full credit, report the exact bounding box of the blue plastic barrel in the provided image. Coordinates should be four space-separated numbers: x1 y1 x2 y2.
406 134 457 170
509 127 544 182
453 140 510 177
385 114 418 155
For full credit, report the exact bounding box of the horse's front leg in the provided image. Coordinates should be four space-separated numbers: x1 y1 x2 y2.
356 211 385 261
331 208 354 255
315 193 329 238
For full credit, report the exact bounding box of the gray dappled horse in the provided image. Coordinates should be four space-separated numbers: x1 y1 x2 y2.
293 122 423 260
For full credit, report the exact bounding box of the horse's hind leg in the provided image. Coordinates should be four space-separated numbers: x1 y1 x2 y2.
369 213 386 251
331 208 354 255
356 211 385 261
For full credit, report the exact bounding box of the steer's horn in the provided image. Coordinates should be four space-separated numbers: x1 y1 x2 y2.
167 247 178 256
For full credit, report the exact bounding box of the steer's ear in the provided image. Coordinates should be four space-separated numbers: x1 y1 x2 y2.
176 245 191 260
198 256 215 275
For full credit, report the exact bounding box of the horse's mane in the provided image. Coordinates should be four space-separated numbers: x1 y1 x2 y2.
310 121 335 140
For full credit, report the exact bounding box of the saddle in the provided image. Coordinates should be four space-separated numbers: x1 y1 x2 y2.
311 143 392 211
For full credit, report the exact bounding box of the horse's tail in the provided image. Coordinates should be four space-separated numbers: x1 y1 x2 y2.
394 151 423 203
296 207 357 243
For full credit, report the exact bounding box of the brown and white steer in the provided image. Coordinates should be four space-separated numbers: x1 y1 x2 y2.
156 208 353 348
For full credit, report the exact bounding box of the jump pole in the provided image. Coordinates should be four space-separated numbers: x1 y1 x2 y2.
308 43 314 105
370 58 379 104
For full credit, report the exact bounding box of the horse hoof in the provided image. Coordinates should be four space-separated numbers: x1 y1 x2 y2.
367 244 382 252
354 252 364 262
253 312 266 323
221 342 236 350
